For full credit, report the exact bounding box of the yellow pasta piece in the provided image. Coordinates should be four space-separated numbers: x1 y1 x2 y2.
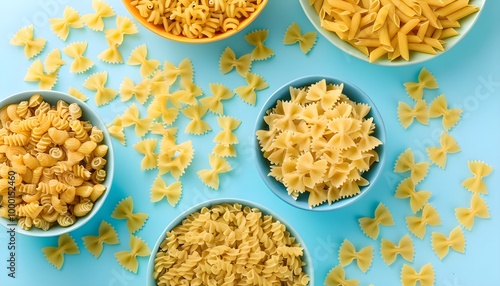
115 235 150 274
358 203 395 240
150 176 182 207
133 138 158 170
98 39 124 64
461 161 493 194
395 177 432 213
428 94 462 131
212 143 236 158
83 72 118 106
120 104 152 138
111 196 148 234
234 73 269 106
338 239 373 273
82 0 115 31
127 44 160 78
394 148 430 184
213 116 241 146
455 193 490 231
197 154 232 190
42 233 80 270
44 48 66 74
400 263 435 286
406 204 442 239
219 46 252 77
147 83 180 125
404 68 439 101
380 235 414 265
431 226 465 260
10 25 46 59
62 42 94 73
107 115 126 145
426 132 460 169
283 22 317 54
181 105 211 135
178 80 203 106
200 83 234 115
119 77 151 105
164 58 193 86
306 79 342 110
157 140 194 180
24 60 58 90
245 29 275 60
49 6 83 41
104 15 138 45
397 100 428 128
324 265 359 286
82 220 119 259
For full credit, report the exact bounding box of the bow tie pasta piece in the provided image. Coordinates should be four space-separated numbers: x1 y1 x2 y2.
213 116 241 146
120 104 152 138
164 58 194 86
395 177 432 213
82 0 115 31
150 176 182 207
397 100 429 128
98 38 124 64
111 196 148 234
283 22 317 54
104 15 138 46
394 148 430 184
324 265 360 286
182 105 211 135
428 94 462 131
200 83 235 115
431 226 465 260
24 60 58 90
426 132 460 169
133 138 158 170
115 235 151 274
212 144 237 158
63 42 94 73
461 161 493 194
49 6 84 41
338 239 373 273
119 77 151 105
68 86 88 101
197 154 232 190
42 233 80 270
44 48 66 74
404 68 439 101
380 235 414 266
107 115 126 145
83 72 118 106
219 46 252 77
151 124 178 151
82 220 119 259
358 203 395 240
306 79 342 111
234 73 269 106
178 81 203 106
455 193 490 231
127 44 160 78
401 263 435 286
406 204 442 239
157 140 194 180
245 29 275 61
10 25 46 59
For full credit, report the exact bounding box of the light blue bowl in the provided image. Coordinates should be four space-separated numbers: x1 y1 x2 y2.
254 75 386 211
147 198 314 285
0 90 114 237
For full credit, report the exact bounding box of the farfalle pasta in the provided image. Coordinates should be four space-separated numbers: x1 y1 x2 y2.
338 239 373 273
68 87 88 102
461 161 493 194
82 0 115 31
133 138 158 170
153 203 310 286
197 154 232 190
42 233 80 269
111 196 148 234
455 193 490 231
401 263 434 286
157 140 194 180
83 72 119 106
107 115 126 145
428 94 462 131
283 22 317 54
219 47 252 77
234 73 268 106
82 220 119 258
395 177 432 213
164 58 194 86
324 265 359 286
394 148 430 184
200 83 234 115
148 85 180 126
181 105 211 135
150 176 182 207
119 77 151 105
245 29 275 60
10 25 46 59
404 68 439 101
431 226 465 260
24 60 58 90
115 235 150 273
98 38 124 64
127 44 160 78
44 49 66 74
426 132 460 169
62 42 94 73
49 6 84 41
358 203 394 240
213 116 241 147
380 235 414 266
406 203 441 239
121 104 152 138
397 100 428 128
256 79 382 207
104 15 138 45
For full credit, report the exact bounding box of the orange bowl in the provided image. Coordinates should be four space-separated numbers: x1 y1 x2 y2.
122 0 269 43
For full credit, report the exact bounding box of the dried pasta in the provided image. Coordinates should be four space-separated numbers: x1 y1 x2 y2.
234 73 268 106
324 265 359 286
245 29 275 60
153 203 310 286
219 47 252 77
428 94 462 131
397 100 428 128
147 85 180 126
115 235 150 273
49 6 84 41
44 48 66 74
338 239 373 273
395 177 432 213
111 196 148 234
107 115 126 145
127 44 160 78
200 83 234 115
380 235 414 266
431 226 465 260
455 193 490 231
197 154 232 190
181 105 211 135
62 42 94 73
82 0 115 31
10 25 46 59
401 263 435 286
24 60 58 90
42 233 80 269
150 176 182 207
283 22 317 54
213 116 241 146
98 38 124 64
358 203 395 240
82 220 119 258
406 204 441 239
157 140 194 180
104 15 138 45
163 58 194 86
461 161 493 194
121 104 152 138
394 148 430 184
133 138 158 170
119 77 151 105
426 132 460 169
404 68 438 101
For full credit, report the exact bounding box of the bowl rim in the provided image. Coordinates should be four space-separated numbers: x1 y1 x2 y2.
253 75 386 211
122 0 269 44
146 197 314 286
298 0 486 66
0 90 115 237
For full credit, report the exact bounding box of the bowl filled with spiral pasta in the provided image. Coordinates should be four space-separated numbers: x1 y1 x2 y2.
122 0 269 43
254 75 386 211
0 90 114 237
148 198 313 286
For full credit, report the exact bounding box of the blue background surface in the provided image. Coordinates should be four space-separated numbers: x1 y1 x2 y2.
0 0 499 285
